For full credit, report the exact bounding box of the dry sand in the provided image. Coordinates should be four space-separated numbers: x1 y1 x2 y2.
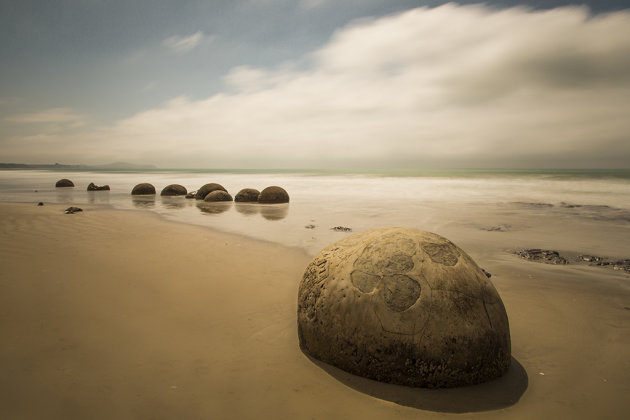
0 202 628 419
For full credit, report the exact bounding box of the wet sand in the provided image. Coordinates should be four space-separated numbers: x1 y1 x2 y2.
0 202 629 419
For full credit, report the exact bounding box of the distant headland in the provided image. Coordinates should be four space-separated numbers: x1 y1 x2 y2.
0 162 157 170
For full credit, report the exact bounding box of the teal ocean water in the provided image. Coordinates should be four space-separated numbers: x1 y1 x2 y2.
1 168 629 256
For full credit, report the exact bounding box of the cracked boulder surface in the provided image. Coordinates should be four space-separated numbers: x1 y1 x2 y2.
297 228 511 388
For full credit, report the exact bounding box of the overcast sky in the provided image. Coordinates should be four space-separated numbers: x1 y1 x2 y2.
1 0 629 169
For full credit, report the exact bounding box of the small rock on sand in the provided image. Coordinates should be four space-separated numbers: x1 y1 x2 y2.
331 226 352 232
516 249 568 265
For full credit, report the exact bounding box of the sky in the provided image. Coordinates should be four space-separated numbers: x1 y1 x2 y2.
1 0 629 169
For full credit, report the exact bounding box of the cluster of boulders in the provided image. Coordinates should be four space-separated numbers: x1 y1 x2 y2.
56 178 290 204
131 182 290 204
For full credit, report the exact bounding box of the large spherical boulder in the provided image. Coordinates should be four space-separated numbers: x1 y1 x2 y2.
55 179 74 188
258 186 289 203
131 183 156 195
235 188 260 203
297 228 511 388
195 183 226 200
160 184 187 196
204 190 233 202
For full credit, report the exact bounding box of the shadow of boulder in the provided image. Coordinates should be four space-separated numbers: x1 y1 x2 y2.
307 355 527 413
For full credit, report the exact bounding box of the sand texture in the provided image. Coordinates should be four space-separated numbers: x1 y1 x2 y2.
1 202 629 419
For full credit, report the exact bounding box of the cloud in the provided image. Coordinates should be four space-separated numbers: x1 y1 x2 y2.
5 108 87 125
299 0 329 9
163 31 206 53
4 4 630 168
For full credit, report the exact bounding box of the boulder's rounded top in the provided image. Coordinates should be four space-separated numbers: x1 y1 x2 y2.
204 190 233 202
258 186 289 204
131 183 156 195
55 179 74 188
298 227 510 388
195 183 226 200
235 188 260 203
160 184 187 196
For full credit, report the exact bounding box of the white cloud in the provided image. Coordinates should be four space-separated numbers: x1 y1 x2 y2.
299 0 328 9
4 4 630 168
163 31 206 54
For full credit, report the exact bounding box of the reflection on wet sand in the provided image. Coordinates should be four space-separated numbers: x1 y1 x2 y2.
260 203 289 221
55 188 74 203
132 195 156 209
87 191 110 204
235 202 260 216
197 202 232 214
196 201 289 220
160 196 188 209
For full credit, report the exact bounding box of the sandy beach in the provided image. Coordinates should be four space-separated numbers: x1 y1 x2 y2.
1 202 629 419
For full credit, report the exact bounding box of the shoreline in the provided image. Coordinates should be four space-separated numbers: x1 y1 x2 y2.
1 202 629 419
2 169 630 261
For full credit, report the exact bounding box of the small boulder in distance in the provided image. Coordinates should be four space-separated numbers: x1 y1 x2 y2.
87 182 110 191
204 190 233 202
131 183 156 195
55 179 74 188
161 184 187 196
258 186 289 204
235 188 260 202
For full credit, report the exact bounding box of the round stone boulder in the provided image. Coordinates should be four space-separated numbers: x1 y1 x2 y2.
258 186 289 204
297 228 511 388
87 182 110 191
55 179 74 188
235 188 260 203
204 190 233 202
131 183 156 195
195 183 226 200
160 184 187 196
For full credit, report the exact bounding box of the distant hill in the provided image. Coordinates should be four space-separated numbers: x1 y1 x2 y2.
92 162 157 170
0 162 157 170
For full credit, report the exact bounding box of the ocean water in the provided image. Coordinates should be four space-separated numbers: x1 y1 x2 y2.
1 169 629 258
